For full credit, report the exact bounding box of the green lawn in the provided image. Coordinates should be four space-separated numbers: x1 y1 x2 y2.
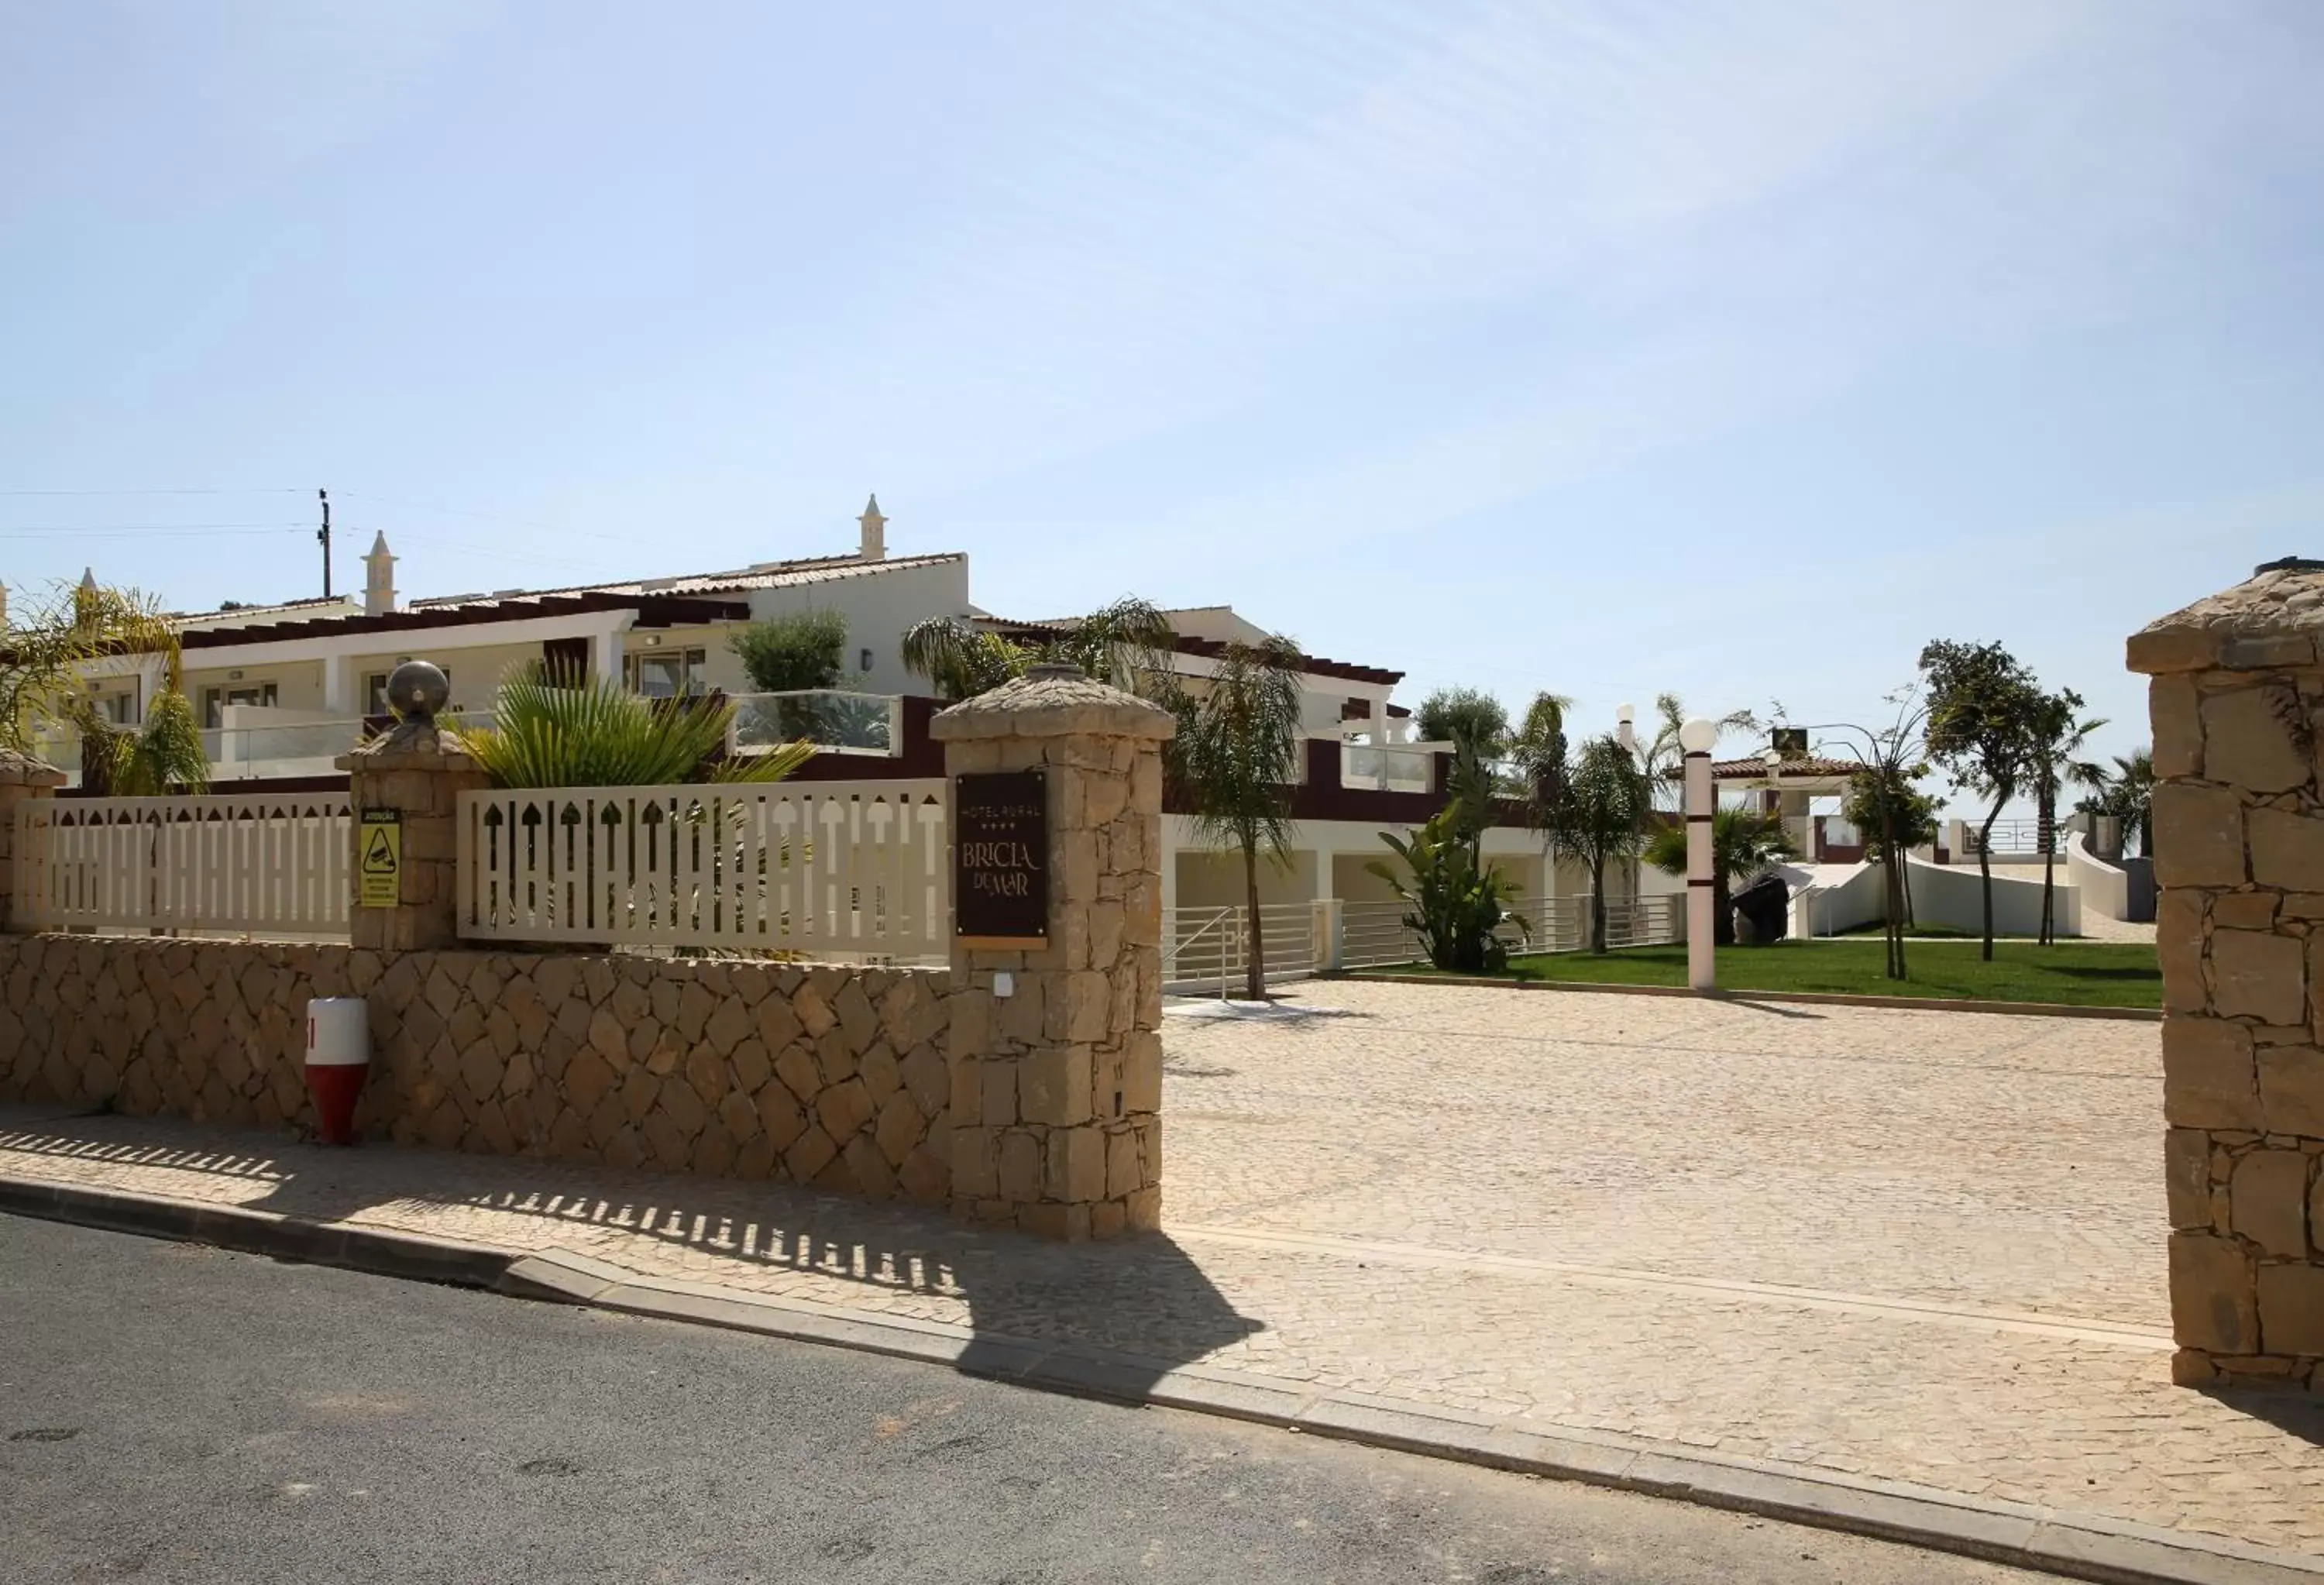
1384 938 2161 1009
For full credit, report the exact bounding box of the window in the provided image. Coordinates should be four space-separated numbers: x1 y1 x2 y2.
87 679 139 725
201 682 277 728
626 647 709 699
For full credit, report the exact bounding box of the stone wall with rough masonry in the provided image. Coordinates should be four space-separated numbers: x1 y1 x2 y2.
931 669 1172 1241
0 935 962 1205
2132 561 2324 1394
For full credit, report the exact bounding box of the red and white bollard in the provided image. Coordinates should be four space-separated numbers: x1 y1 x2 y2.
304 997 370 1146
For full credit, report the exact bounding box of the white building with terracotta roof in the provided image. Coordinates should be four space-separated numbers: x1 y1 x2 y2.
52 496 1667 954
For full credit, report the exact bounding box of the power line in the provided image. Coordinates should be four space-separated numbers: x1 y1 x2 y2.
387 531 617 574
0 487 303 497
0 523 310 537
336 490 636 548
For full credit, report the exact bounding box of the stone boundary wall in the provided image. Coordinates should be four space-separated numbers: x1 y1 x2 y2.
2132 569 2324 1394
0 936 961 1205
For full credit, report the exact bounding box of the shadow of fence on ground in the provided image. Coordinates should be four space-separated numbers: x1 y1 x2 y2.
0 1107 1263 1397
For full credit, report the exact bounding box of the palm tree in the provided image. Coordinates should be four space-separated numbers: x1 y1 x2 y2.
1040 597 1177 693
2022 688 2106 945
899 619 1032 700
2 576 208 792
1160 634 1304 999
1644 804 1799 946
1507 691 1572 886
902 597 1175 701
2074 749 2155 858
458 663 815 787
1640 694 1758 810
85 689 211 794
1536 734 1652 954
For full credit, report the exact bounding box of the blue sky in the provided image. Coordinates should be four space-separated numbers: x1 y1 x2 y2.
5 2 2322 805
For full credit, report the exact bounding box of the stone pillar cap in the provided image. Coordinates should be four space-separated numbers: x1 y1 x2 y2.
335 718 481 772
2130 559 2324 675
0 748 67 787
930 669 1177 743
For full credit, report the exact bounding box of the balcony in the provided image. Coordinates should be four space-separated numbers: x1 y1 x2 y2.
36 689 917 789
1339 740 1439 794
727 690 903 758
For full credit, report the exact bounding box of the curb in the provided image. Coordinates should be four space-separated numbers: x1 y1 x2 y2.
1337 971 2164 1022
2 1174 2311 1585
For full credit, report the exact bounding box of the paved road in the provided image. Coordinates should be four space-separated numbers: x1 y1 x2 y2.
0 1216 2042 1585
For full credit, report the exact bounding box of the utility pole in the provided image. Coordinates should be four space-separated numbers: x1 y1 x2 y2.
318 489 332 599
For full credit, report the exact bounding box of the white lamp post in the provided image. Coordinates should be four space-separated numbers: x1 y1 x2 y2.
1680 718 1717 992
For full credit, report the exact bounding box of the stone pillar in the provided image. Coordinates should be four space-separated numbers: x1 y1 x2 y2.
932 665 1175 1240
0 750 67 933
2129 558 2324 1394
334 662 486 952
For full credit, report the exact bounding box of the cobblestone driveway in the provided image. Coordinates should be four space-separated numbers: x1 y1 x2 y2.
6 981 2322 1559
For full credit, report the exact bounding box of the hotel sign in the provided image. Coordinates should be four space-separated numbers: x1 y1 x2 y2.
954 769 1048 947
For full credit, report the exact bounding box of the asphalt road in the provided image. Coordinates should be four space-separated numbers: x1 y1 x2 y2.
0 1213 2046 1585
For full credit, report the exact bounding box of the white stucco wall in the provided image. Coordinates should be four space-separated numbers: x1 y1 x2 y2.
1903 854 2080 937
744 558 969 695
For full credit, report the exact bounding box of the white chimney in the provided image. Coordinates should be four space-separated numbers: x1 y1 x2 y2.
363 531 398 617
859 493 886 562
0 582 9 630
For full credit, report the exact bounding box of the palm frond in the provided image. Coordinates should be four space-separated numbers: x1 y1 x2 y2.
458 664 813 788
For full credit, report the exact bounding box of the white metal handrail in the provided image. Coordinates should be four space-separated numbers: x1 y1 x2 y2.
1164 902 1317 994
1164 906 1236 1000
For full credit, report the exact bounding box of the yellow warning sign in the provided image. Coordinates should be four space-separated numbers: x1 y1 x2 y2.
359 810 401 909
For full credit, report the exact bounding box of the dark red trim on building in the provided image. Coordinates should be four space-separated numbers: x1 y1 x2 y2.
978 618 1403 687
181 591 754 650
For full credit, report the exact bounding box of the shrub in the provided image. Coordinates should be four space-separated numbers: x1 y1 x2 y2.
1367 806 1528 974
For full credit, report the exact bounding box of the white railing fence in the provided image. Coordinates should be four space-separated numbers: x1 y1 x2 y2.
1528 893 1683 953
1339 895 1538 969
15 793 352 936
1164 902 1317 994
1335 891 1681 971
455 779 947 961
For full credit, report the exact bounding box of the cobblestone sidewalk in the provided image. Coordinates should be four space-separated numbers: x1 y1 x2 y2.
5 981 2320 1559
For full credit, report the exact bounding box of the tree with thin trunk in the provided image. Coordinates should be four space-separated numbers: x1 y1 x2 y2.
1157 635 1304 1000
1535 734 1651 954
1810 694 1936 980
2022 688 2106 945
1919 641 2038 961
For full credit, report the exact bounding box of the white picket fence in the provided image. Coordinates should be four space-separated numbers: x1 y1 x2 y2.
13 792 352 936
454 779 948 961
